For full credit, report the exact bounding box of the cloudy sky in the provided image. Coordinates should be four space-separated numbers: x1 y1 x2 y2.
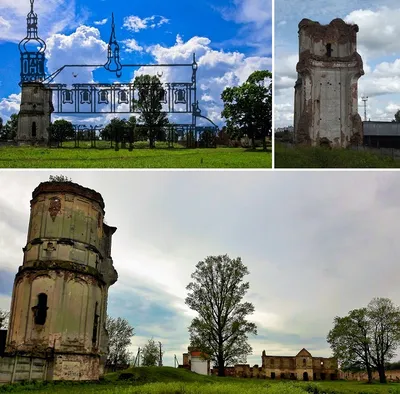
275 0 400 128
0 0 271 127
0 170 399 366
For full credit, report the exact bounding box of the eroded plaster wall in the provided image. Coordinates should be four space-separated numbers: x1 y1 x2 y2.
4 182 118 382
294 19 364 147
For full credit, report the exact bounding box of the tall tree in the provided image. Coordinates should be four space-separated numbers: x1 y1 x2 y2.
221 70 272 150
48 119 75 143
367 298 400 383
185 255 257 377
327 297 400 384
106 316 134 369
327 308 373 383
0 309 9 329
101 118 128 142
393 110 400 123
141 338 163 367
134 74 169 148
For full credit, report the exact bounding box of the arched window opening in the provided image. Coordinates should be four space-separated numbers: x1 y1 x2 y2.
32 122 37 138
32 293 48 325
92 302 99 344
326 43 332 57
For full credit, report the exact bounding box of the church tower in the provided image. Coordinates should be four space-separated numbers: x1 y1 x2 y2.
294 19 364 148
17 0 52 145
5 181 118 381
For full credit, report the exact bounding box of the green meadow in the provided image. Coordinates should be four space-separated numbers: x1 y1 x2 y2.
0 145 271 168
1 367 399 394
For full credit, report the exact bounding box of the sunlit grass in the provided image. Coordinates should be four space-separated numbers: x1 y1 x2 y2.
0 146 271 168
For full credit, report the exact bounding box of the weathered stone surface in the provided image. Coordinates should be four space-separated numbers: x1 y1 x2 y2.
294 19 364 148
17 83 53 145
2 181 118 382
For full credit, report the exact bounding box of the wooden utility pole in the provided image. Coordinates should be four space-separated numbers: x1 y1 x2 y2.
158 342 163 367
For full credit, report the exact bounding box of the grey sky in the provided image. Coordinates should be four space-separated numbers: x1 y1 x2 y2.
0 170 399 366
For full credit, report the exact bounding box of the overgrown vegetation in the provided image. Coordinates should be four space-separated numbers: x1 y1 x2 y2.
275 142 400 168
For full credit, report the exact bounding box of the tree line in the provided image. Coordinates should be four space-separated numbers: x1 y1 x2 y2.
0 70 272 150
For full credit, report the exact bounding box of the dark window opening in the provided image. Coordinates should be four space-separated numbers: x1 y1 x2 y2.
92 302 99 344
271 372 275 379
313 373 317 380
326 43 332 57
32 293 48 325
280 372 285 379
303 372 309 381
321 373 326 380
303 358 306 365
32 122 37 138
330 373 336 380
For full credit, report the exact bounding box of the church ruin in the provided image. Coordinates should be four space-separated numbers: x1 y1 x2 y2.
0 180 118 383
294 18 364 148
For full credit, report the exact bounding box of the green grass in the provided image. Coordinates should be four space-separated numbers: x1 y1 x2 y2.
275 142 400 168
2 367 400 394
0 146 271 168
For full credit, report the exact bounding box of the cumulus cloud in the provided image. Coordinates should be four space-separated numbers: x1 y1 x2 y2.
122 38 143 53
0 93 21 120
345 8 400 58
141 35 271 125
46 25 108 84
123 15 169 33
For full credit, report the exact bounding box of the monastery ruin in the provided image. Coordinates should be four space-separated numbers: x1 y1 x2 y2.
210 348 338 380
294 18 364 148
0 181 118 383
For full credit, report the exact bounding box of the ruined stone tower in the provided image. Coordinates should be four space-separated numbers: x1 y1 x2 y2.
4 181 117 381
16 0 53 145
17 83 53 145
294 19 364 148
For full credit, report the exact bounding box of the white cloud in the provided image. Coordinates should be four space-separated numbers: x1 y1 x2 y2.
46 25 108 84
345 8 400 58
0 93 21 120
123 15 169 33
123 38 143 53
0 0 76 42
143 35 271 126
94 18 108 26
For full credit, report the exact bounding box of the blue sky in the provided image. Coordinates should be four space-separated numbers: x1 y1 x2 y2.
0 0 271 127
275 0 400 127
1 171 400 367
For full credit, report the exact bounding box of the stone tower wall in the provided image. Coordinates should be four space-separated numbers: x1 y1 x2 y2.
294 19 364 148
17 83 52 145
5 182 117 381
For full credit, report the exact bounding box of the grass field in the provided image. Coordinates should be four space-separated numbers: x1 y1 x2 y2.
2 367 400 394
275 143 400 168
0 146 271 168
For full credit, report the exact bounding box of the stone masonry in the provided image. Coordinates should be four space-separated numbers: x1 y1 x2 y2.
294 19 364 148
0 181 117 383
